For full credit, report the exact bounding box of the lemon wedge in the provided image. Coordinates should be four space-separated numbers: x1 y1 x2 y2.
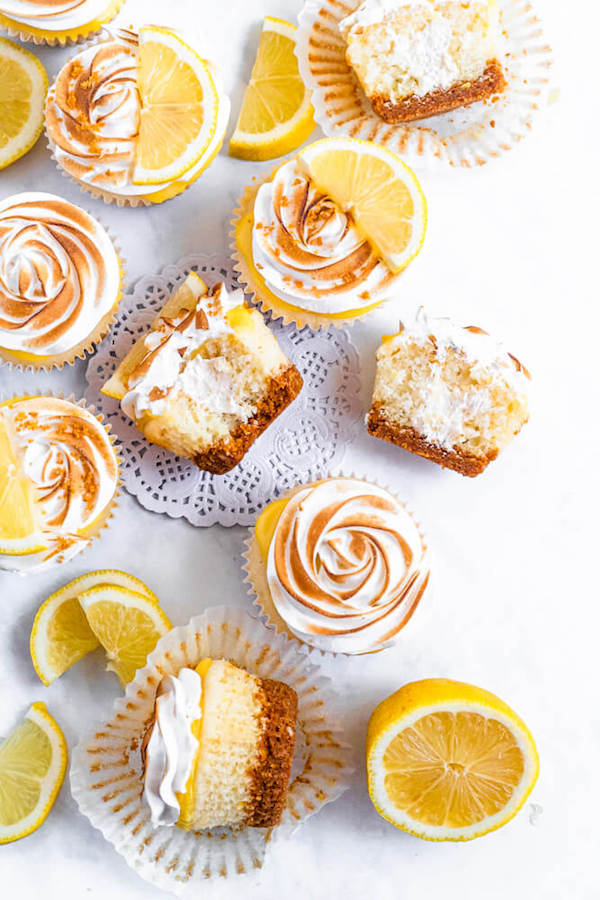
30 570 160 686
298 137 426 274
133 26 220 186
0 38 47 171
230 17 314 161
366 678 539 841
0 702 67 844
78 584 171 686
0 415 46 556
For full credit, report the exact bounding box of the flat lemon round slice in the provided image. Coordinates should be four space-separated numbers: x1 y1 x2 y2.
78 584 171 686
229 17 314 161
0 702 67 844
0 38 47 171
30 570 159 686
0 414 46 557
133 26 220 186
298 137 426 274
366 679 539 841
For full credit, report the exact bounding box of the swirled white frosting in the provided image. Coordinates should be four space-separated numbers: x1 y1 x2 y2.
0 0 112 31
0 193 121 357
45 29 230 199
266 478 429 653
252 160 400 315
143 668 202 827
0 396 118 574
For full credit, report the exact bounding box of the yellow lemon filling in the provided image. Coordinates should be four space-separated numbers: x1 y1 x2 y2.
176 658 213 830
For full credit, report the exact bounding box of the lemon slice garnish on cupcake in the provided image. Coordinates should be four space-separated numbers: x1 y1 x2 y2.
0 702 67 844
0 415 46 557
31 570 162 686
298 137 427 274
0 38 47 171
133 26 220 186
366 678 539 841
229 17 314 161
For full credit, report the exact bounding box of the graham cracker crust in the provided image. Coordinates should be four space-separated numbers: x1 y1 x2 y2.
367 405 496 477
244 678 298 828
193 364 303 475
370 59 506 124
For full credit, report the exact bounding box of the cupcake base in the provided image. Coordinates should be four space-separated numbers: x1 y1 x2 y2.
0 0 125 46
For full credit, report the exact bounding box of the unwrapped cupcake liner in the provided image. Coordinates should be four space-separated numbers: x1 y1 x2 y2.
296 0 553 169
0 390 121 575
70 606 353 895
0 218 126 373
231 171 396 330
242 471 434 658
0 0 126 46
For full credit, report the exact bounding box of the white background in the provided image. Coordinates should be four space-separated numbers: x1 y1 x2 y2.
1 0 598 897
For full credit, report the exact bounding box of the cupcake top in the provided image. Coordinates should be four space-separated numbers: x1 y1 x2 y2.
252 159 400 316
0 0 114 31
0 396 118 573
262 477 429 653
0 193 121 360
45 28 229 200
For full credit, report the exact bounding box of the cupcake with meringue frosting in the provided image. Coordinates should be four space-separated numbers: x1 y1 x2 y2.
0 0 125 46
0 193 122 369
233 155 409 329
45 27 230 207
244 476 430 654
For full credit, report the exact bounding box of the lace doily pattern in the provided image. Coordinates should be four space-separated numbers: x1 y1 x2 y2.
85 254 362 527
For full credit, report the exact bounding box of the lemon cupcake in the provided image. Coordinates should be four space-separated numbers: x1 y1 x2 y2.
244 476 430 654
0 395 119 574
45 27 230 207
233 136 426 329
0 0 125 46
0 193 123 369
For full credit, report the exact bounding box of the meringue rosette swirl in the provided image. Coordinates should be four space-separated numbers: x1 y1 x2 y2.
0 193 121 360
252 160 400 315
266 478 429 653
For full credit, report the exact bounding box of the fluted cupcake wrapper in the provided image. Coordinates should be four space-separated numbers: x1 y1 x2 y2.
243 470 434 658
70 606 353 895
0 219 126 373
296 0 554 169
0 390 121 576
230 170 391 330
0 0 126 46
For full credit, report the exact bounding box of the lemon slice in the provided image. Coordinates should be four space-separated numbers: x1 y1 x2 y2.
78 584 171 686
0 38 47 171
366 679 539 841
0 415 46 557
30 570 159 686
133 26 219 186
0 702 67 844
229 17 314 161
298 137 426 274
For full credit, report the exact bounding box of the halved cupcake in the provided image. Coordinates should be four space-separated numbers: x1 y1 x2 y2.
102 274 303 474
141 658 297 830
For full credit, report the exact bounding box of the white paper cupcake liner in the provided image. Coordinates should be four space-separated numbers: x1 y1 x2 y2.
70 606 353 895
296 0 553 168
242 470 434 658
0 390 121 576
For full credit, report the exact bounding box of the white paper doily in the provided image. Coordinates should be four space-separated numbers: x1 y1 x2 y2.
85 254 362 527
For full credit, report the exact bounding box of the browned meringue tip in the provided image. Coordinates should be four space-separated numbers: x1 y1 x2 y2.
230 171 384 332
242 472 432 658
0 0 126 46
0 390 121 559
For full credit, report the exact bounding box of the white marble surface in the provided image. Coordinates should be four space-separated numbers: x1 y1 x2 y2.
0 1 597 897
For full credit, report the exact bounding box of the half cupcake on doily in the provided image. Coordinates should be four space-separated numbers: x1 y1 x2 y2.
45 27 230 206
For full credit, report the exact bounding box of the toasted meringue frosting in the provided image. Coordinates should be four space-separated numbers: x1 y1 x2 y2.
45 29 230 199
0 397 118 574
265 478 429 653
252 159 400 315
0 0 113 31
143 668 202 828
0 193 121 358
